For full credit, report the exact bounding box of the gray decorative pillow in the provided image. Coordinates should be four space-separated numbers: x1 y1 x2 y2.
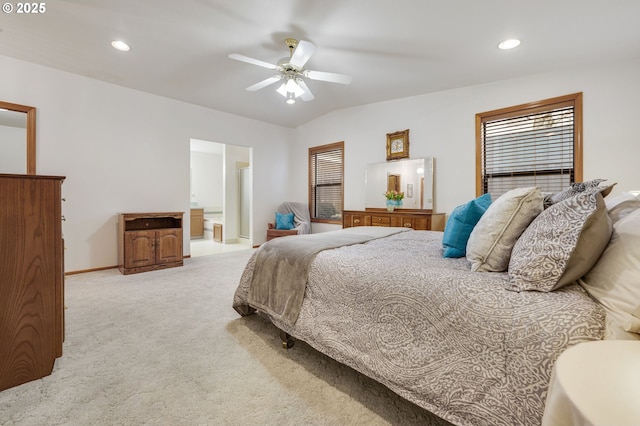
466 187 543 272
508 189 612 292
549 178 607 205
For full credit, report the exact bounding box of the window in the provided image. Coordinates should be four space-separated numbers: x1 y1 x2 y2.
309 141 344 223
476 93 583 199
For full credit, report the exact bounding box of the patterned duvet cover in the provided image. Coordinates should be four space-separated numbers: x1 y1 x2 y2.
233 228 605 426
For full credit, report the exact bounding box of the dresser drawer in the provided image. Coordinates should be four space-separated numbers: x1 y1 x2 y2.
344 213 365 227
371 215 391 226
410 217 430 230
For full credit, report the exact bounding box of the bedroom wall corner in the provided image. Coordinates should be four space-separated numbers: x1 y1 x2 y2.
0 54 293 272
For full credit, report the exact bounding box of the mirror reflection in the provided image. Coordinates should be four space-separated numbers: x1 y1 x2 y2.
365 157 434 210
0 108 27 174
0 101 36 175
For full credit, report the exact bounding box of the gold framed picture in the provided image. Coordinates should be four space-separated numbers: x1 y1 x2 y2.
386 129 410 161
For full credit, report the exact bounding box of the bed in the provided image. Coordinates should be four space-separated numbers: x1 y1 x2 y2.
233 185 640 426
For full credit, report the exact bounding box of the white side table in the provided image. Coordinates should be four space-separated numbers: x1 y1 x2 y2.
542 340 640 426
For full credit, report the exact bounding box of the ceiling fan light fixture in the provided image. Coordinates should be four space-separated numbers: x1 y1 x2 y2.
276 82 288 97
285 78 304 97
277 78 305 101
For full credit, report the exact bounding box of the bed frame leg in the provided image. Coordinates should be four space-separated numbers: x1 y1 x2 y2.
278 329 295 349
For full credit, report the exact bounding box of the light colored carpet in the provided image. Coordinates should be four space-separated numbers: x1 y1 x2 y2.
0 250 450 426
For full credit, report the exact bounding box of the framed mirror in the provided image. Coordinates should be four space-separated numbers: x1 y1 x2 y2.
0 101 36 175
365 157 434 211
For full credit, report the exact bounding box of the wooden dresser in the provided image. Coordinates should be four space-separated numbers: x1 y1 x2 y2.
0 174 65 392
118 212 183 275
343 209 445 231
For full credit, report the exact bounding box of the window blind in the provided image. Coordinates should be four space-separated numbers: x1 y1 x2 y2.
478 94 582 200
309 142 344 222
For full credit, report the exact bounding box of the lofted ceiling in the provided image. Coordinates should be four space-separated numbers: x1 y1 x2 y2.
1 0 640 128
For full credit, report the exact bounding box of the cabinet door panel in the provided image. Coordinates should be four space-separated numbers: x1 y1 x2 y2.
156 229 183 264
190 208 204 237
124 231 155 268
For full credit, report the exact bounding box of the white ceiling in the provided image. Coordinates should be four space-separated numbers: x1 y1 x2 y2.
1 0 640 128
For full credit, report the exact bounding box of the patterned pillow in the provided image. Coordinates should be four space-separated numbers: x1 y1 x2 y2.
442 193 492 258
508 189 612 292
275 212 295 230
579 208 640 338
548 178 607 205
466 187 543 272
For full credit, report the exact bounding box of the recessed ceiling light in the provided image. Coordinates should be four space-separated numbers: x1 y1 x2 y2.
111 40 130 52
498 39 521 50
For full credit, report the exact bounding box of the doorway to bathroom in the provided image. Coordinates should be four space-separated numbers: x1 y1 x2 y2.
189 139 252 257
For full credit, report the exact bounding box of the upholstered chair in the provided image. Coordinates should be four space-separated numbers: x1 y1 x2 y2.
266 202 311 241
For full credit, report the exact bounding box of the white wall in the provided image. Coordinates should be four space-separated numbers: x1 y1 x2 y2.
292 58 640 233
0 55 292 272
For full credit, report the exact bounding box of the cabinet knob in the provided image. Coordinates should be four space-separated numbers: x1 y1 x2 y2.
404 223 412 227
354 219 360 224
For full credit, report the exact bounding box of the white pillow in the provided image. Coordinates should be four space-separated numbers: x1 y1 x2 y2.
466 187 543 272
579 208 640 338
605 190 640 211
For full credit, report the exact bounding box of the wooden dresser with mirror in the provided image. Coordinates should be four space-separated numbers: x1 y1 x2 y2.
346 157 445 231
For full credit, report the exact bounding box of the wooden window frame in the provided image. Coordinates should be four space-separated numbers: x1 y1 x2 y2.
475 93 583 197
309 141 344 224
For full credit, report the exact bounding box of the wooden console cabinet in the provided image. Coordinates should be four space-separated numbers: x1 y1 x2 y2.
343 209 445 231
118 212 183 275
0 174 65 392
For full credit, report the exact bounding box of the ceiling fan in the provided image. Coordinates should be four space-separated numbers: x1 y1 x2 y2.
228 38 352 104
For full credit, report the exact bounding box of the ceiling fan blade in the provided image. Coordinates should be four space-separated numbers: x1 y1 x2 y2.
297 80 315 102
246 75 282 91
289 40 316 68
304 70 352 85
228 53 278 70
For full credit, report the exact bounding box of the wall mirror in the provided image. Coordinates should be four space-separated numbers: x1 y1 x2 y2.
0 101 36 175
365 157 434 211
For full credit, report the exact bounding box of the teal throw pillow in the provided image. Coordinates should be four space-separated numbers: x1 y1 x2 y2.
442 193 492 258
275 212 295 230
